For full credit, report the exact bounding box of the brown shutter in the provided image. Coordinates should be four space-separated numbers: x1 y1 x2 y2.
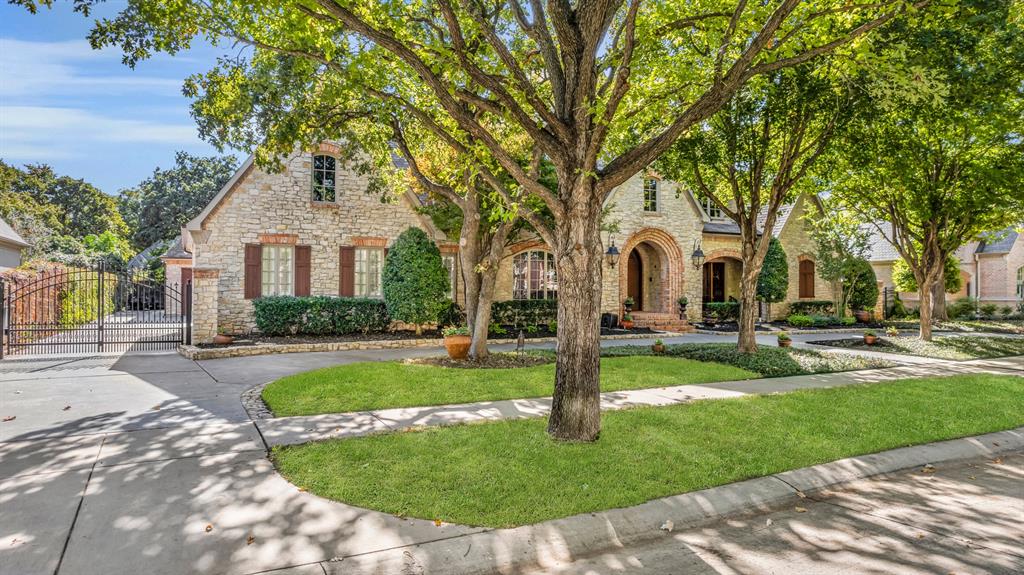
244 244 262 299
295 245 311 296
339 246 355 296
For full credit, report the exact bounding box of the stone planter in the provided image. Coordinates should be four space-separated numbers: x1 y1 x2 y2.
212 334 234 346
444 335 471 360
778 339 792 348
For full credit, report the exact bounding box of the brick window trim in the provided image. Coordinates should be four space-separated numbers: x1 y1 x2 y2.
351 236 389 247
439 243 460 254
310 201 340 209
258 233 299 245
193 268 220 279
313 142 341 155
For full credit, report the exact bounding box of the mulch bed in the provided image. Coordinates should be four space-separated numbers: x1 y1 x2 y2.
405 353 553 369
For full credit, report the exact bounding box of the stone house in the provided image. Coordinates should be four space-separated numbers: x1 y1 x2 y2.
167 143 834 342
868 225 1024 311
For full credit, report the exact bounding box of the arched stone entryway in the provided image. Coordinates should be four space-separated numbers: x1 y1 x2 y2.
617 228 685 315
702 249 743 304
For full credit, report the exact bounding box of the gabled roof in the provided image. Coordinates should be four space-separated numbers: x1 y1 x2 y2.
0 216 30 248
161 235 192 259
701 197 805 237
863 223 901 262
976 228 1019 254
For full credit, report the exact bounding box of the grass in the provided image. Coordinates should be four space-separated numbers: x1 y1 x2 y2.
810 335 1024 360
272 374 1024 528
262 355 757 416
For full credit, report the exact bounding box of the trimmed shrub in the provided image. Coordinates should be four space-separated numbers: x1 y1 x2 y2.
491 299 558 327
757 238 789 304
787 314 814 327
436 300 465 328
948 297 977 320
843 258 878 312
253 296 389 336
704 301 740 321
980 303 999 318
789 300 834 315
382 228 449 331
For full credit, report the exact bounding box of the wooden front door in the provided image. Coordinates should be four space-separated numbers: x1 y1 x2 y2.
703 261 725 302
627 250 643 311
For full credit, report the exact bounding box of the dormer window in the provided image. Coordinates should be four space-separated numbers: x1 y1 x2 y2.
703 195 724 220
312 154 336 202
643 178 658 212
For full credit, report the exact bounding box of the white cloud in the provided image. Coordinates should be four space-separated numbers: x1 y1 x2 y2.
1 106 201 159
0 38 183 98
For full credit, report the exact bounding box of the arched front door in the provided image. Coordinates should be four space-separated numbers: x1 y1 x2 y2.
627 250 643 311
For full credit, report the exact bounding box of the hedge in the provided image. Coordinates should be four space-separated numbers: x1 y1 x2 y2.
703 301 740 321
253 296 390 336
491 299 558 327
788 300 834 315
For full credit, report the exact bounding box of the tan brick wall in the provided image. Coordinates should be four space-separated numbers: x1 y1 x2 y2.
191 149 436 333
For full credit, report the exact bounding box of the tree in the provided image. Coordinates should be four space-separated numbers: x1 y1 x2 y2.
756 237 788 317
383 228 450 335
658 66 851 352
843 258 879 313
808 210 872 316
892 256 961 293
46 0 935 441
831 0 1024 340
119 152 239 249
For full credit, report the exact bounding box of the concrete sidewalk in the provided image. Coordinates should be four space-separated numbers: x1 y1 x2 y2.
257 354 1024 446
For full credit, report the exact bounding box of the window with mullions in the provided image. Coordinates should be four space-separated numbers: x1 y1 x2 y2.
312 154 336 202
513 250 557 300
643 178 658 212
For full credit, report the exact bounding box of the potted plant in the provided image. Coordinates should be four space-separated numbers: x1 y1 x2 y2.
652 338 666 353
442 325 472 360
853 307 872 324
213 327 234 346
885 325 899 338
677 296 688 319
621 314 635 329
777 331 792 348
623 297 635 313
863 329 878 345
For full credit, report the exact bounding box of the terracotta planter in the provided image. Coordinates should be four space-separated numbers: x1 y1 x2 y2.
863 335 878 345
212 334 234 346
778 339 792 348
621 320 635 330
444 335 471 360
652 344 666 353
853 310 872 323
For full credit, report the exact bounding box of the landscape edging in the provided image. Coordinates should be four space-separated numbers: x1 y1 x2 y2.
318 427 1024 575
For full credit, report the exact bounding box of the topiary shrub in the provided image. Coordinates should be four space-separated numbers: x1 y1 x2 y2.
979 303 999 318
382 228 449 334
843 258 878 312
491 299 558 327
789 300 834 315
757 238 789 304
704 301 740 321
947 297 977 320
787 314 814 327
253 296 390 336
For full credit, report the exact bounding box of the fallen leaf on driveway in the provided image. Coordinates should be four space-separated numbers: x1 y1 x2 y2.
992 457 1003 465
796 490 807 499
993 441 1000 447
660 520 674 532
247 535 255 545
205 524 214 533
152 405 161 411
433 519 443 527
916 533 926 539
921 464 936 474
968 475 976 480
795 507 807 513
2 416 14 422
62 405 71 411
765 518 773 527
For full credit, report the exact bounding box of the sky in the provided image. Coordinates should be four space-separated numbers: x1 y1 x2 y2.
0 2 244 195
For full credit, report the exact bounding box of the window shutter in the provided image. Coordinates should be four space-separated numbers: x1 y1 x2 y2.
244 244 262 299
295 245 311 296
339 246 355 296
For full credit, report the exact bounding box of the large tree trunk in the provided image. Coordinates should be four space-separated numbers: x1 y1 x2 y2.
469 269 496 359
737 264 762 353
547 195 604 442
932 281 948 322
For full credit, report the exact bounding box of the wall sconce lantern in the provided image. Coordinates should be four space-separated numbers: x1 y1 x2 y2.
691 239 706 269
605 239 620 268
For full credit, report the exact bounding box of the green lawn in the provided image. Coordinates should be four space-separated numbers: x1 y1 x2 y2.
811 335 1024 360
262 356 758 416
272 374 1024 527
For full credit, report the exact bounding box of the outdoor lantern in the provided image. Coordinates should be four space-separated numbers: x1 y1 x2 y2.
605 240 620 268
691 240 706 269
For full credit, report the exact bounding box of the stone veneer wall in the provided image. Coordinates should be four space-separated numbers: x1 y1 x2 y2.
774 194 836 319
191 144 436 333
191 268 219 343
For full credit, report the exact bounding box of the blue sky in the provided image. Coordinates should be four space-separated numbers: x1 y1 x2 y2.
0 2 243 194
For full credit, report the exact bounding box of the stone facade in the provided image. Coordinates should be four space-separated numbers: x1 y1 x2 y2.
181 144 833 340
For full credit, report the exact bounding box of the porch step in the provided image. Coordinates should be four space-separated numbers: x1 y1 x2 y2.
627 312 695 333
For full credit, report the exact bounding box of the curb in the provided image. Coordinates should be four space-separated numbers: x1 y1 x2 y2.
312 427 1024 575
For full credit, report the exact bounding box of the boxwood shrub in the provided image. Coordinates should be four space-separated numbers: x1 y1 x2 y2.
787 314 814 327
703 301 740 321
253 296 390 336
788 300 834 315
491 299 558 328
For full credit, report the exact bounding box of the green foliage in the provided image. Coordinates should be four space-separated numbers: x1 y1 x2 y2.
442 325 469 337
789 300 835 315
757 238 789 304
490 300 558 328
436 300 465 329
382 228 449 328
844 258 879 311
787 314 814 327
119 151 239 249
892 257 962 294
60 276 115 326
703 302 740 321
947 297 978 320
252 296 389 336
979 303 1000 319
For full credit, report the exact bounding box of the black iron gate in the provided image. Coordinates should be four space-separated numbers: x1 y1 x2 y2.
1 263 191 358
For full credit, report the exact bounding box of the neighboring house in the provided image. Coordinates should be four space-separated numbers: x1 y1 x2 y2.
0 216 30 271
867 225 1024 310
170 142 832 342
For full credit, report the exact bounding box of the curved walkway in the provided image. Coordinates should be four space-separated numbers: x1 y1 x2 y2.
1 334 1022 575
